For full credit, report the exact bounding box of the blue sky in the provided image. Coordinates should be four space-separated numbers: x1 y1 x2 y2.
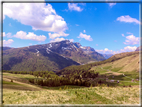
2 1 141 54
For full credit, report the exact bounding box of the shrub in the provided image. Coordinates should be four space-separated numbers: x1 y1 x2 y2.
11 79 13 82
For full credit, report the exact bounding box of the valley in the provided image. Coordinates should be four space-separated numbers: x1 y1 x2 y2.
3 72 140 104
2 49 140 104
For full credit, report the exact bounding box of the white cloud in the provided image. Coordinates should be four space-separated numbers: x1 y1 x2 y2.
1 32 11 37
121 34 124 37
78 32 93 41
124 34 139 45
6 33 12 38
48 32 69 39
108 3 116 7
117 15 141 24
69 39 74 42
3 3 68 32
3 32 6 37
96 46 137 54
121 34 125 37
96 48 113 54
13 31 46 41
3 39 14 46
83 30 86 33
68 3 83 12
50 37 65 43
120 46 137 52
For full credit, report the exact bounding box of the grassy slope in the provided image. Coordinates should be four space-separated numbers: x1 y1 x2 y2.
90 53 140 86
3 73 140 104
91 53 139 74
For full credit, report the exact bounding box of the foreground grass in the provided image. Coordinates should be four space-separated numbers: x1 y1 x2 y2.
3 86 140 104
2 72 140 104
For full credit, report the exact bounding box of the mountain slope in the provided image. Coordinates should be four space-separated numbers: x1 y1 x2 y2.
58 51 139 75
80 46 106 61
2 40 106 72
92 51 139 73
2 47 80 72
45 40 105 64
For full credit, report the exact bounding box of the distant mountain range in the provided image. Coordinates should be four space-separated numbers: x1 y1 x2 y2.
102 54 113 59
2 40 106 72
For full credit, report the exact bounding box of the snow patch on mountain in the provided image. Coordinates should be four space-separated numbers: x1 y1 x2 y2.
49 44 52 48
62 47 71 50
46 48 52 54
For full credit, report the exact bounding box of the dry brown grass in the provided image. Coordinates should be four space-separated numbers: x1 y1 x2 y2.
93 86 140 104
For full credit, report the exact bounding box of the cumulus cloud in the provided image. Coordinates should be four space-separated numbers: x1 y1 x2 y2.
50 37 65 43
13 31 46 41
6 33 12 38
83 30 86 33
68 3 83 12
3 39 14 46
122 34 125 37
69 39 74 42
2 32 6 37
96 48 113 54
3 3 68 32
48 32 69 39
108 3 116 7
78 32 93 41
117 15 141 24
124 34 139 45
96 46 137 54
120 46 137 52
1 32 12 37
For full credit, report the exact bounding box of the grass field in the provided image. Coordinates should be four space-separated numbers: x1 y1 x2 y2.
2 73 140 104
3 85 140 104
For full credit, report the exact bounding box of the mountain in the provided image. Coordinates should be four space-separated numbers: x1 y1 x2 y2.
102 54 113 59
2 40 105 72
37 40 105 64
135 46 142 51
3 47 13 51
2 46 80 72
0 47 12 51
58 51 139 76
80 46 106 61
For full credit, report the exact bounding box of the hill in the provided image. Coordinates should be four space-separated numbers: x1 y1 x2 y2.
57 51 139 81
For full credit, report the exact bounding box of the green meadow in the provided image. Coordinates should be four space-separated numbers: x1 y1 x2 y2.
2 72 140 104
